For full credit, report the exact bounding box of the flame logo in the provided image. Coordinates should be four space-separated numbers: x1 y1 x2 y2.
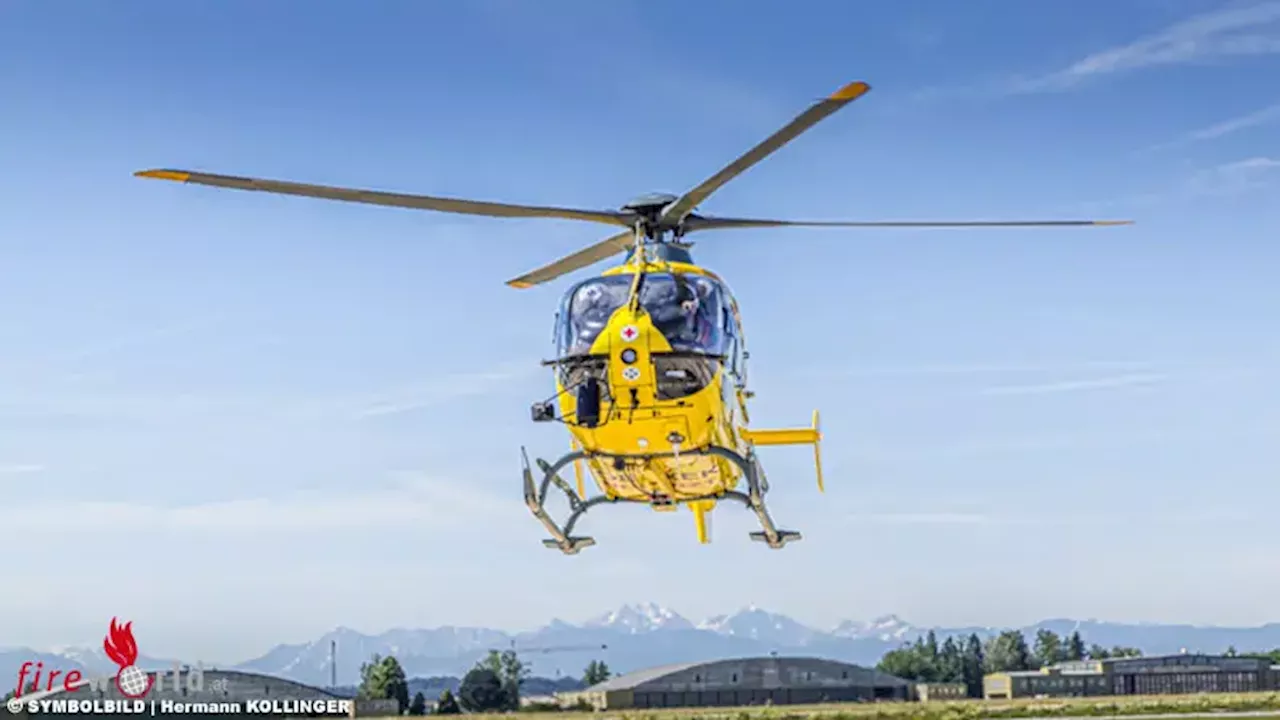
103 617 154 698
103 618 139 668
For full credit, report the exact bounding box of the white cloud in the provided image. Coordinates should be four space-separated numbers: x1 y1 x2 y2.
1184 156 1280 195
0 464 45 474
979 373 1168 396
4 473 520 533
929 432 1150 456
1143 100 1280 152
8 314 232 388
1007 2 1280 94
0 359 541 424
839 361 1155 377
850 509 1264 527
851 512 990 525
0 359 543 423
1184 101 1280 141
353 360 537 418
1077 156 1280 208
60 315 227 364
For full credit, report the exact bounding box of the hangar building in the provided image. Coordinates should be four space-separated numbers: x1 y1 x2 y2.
984 654 1279 699
557 656 912 710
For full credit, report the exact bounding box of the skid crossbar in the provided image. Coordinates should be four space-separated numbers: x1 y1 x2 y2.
521 444 801 555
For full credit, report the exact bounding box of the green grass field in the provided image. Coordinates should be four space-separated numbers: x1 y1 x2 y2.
418 692 1280 720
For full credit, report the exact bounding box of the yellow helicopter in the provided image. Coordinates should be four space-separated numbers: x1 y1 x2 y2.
134 79 1130 554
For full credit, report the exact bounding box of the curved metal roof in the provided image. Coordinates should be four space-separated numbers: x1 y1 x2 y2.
585 656 909 692
587 662 706 692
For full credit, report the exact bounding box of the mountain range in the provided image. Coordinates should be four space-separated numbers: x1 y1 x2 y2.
4 604 1279 690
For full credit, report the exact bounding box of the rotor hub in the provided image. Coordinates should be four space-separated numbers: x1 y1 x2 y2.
620 192 690 238
620 192 679 215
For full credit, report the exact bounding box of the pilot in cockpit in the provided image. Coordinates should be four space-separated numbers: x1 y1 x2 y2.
569 282 616 354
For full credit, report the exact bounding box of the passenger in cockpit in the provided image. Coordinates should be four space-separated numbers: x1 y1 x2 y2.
651 275 717 352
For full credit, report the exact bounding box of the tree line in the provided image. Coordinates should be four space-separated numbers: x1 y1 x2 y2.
341 637 1280 713
355 650 613 715
875 628 1280 699
8 639 1276 713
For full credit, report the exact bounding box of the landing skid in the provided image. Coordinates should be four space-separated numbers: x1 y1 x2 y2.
521 445 801 555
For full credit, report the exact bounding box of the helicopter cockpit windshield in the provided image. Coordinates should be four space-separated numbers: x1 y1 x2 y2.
556 273 726 358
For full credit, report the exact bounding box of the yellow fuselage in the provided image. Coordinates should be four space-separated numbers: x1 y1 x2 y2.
554 262 744 538
546 259 822 546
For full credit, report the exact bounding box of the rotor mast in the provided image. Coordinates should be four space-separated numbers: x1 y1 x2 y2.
619 193 698 272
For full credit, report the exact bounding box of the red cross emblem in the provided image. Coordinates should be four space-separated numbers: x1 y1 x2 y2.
620 325 638 342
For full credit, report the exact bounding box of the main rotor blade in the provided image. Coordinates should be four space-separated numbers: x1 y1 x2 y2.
683 217 1134 232
506 229 635 289
133 169 632 227
659 80 872 227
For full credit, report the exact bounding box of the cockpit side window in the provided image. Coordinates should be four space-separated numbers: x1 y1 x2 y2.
724 295 747 386
727 303 747 381
723 296 747 385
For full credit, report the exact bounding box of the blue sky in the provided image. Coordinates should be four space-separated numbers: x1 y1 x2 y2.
2 0 1279 662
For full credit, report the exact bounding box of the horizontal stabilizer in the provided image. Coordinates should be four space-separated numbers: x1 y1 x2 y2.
740 410 824 492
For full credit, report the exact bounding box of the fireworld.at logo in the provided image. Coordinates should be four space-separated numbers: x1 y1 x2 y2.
14 617 208 699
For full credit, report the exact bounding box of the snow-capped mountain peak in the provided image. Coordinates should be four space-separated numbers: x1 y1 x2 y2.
47 645 101 667
43 644 172 672
584 603 693 633
831 614 915 641
697 606 819 645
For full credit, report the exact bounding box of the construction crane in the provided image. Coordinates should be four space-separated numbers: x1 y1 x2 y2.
489 642 610 680
324 641 611 688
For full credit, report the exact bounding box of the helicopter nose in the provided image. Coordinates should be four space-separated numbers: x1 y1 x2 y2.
611 318 652 391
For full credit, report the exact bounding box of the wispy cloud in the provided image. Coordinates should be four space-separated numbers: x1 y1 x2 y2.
7 313 231 388
0 392 292 424
6 472 519 533
0 463 45 475
60 315 227 365
979 372 1168 396
941 432 1154 455
1184 156 1280 195
852 512 990 525
353 360 538 418
850 508 1264 527
0 358 542 425
1186 102 1280 140
840 361 1155 378
1077 156 1280 210
1150 100 1280 151
1008 2 1280 94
